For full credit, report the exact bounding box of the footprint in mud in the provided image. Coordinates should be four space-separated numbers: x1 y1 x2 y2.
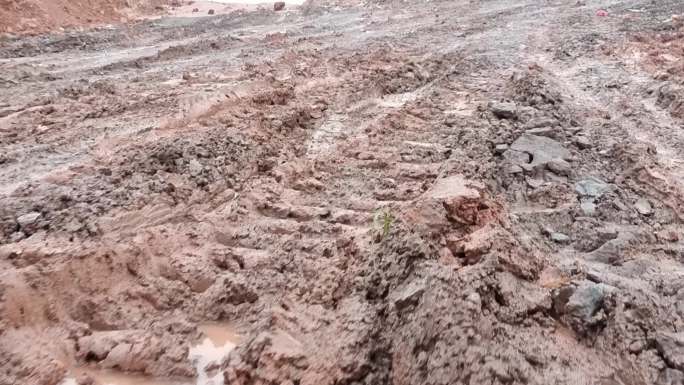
60 324 240 385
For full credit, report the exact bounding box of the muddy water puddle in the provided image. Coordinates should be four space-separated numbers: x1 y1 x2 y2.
60 323 240 385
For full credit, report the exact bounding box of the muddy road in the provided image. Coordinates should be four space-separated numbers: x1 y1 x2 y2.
1 0 684 384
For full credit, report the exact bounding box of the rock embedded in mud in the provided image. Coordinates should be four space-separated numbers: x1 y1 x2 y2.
489 101 518 119
508 134 571 171
573 135 592 149
393 280 426 310
524 116 558 129
17 211 41 228
656 332 684 371
550 232 570 243
555 280 612 333
207 9 215 15
575 177 610 198
526 126 558 138
494 143 509 155
635 198 653 216
274 1 286 11
547 158 571 176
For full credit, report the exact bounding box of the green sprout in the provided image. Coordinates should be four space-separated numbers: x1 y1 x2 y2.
373 208 394 239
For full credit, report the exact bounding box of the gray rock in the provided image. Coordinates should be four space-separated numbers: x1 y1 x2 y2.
188 159 203 176
573 135 592 149
565 126 583 135
526 126 558 138
635 198 653 216
657 368 684 385
523 117 558 129
510 134 571 170
394 281 426 310
550 232 570 243
9 231 26 242
575 177 610 198
17 212 41 228
579 200 596 216
547 158 571 176
494 144 509 154
564 281 607 321
489 101 518 119
508 165 523 174
656 332 684 371
526 178 544 189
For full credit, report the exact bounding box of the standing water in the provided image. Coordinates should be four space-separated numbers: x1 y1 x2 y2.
59 324 240 385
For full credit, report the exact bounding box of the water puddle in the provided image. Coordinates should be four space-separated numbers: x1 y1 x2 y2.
189 323 241 385
59 323 240 385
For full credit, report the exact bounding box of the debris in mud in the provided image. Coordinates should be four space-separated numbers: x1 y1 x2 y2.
274 2 286 11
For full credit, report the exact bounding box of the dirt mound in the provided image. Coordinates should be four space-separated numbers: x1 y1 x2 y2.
0 0 169 34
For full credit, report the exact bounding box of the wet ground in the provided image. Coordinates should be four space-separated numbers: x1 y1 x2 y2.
1 0 684 384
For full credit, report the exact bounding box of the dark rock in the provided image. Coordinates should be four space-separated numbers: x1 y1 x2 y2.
274 1 286 11
207 9 215 15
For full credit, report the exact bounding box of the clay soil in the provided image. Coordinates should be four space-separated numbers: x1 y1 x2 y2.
1 0 684 384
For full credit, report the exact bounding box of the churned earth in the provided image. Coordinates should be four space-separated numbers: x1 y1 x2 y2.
1 0 684 384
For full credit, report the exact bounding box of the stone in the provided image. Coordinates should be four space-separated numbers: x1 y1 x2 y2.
9 231 26 242
274 1 286 10
446 226 493 264
550 232 570 243
207 9 215 14
564 281 607 321
526 126 558 138
580 200 596 216
635 198 653 216
17 212 41 228
523 116 558 129
573 135 592 149
508 165 523 174
547 158 571 176
489 101 518 119
393 280 426 310
188 159 203 176
575 177 610 198
656 332 684 371
192 7 199 12
510 134 571 170
494 144 509 154
526 178 544 189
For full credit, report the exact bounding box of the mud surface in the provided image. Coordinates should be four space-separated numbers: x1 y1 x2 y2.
1 1 684 384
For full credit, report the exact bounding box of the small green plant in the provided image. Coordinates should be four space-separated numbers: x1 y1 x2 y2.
373 208 394 239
